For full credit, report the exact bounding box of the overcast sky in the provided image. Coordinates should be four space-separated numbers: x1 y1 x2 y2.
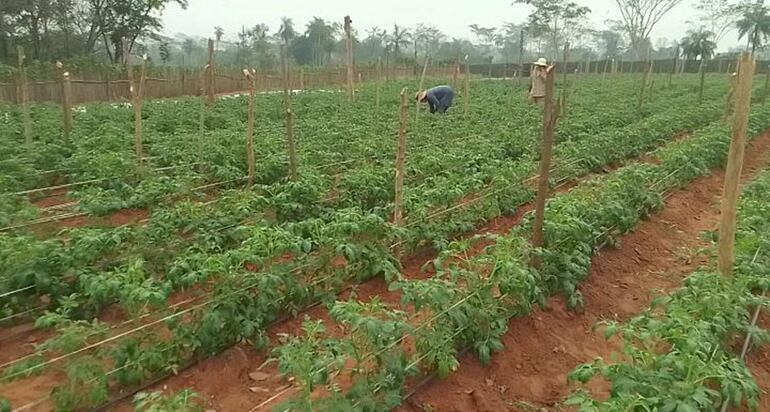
161 0 741 51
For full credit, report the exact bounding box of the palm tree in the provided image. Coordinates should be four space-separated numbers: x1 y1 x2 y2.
306 17 338 66
680 28 717 61
737 1 770 54
278 17 296 46
214 26 224 52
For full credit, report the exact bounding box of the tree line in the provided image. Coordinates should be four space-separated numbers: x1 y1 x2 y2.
1 0 770 74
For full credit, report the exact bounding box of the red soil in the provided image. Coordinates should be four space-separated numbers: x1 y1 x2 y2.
400 131 770 412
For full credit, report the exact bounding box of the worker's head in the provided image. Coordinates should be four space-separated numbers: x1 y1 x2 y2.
534 57 548 71
415 90 428 103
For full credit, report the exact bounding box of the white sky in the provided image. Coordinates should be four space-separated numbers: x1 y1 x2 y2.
161 0 741 51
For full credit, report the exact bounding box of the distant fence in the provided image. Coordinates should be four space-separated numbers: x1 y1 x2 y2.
0 65 456 105
470 58 770 78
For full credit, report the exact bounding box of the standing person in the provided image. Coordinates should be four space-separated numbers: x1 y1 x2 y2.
416 85 455 114
529 58 554 107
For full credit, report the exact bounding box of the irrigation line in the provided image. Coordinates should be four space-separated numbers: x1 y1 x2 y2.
0 305 45 324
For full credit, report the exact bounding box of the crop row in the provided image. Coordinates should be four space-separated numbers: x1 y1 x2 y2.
0 86 748 411
266 104 770 410
0 77 725 321
568 163 770 410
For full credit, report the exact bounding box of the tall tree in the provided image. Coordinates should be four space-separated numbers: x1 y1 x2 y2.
305 17 338 66
214 26 224 51
514 0 591 58
594 29 624 58
680 28 718 60
611 0 684 58
97 0 189 63
387 24 411 57
737 0 770 54
692 0 741 43
159 40 171 62
278 16 296 45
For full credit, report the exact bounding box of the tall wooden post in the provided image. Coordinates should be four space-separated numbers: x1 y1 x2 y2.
393 88 409 226
698 59 707 103
531 67 557 260
637 60 652 113
282 45 298 181
724 72 738 121
463 55 470 117
244 69 256 186
180 66 186 94
344 16 355 101
518 29 525 83
452 59 459 90
670 44 680 86
206 39 215 104
415 57 430 122
376 57 382 108
198 68 206 170
561 42 570 116
17 46 32 153
717 53 755 277
56 61 73 143
128 53 148 165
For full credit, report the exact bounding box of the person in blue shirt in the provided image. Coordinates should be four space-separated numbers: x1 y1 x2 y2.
416 85 455 113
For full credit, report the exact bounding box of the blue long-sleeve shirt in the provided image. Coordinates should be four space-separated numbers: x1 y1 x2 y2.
424 85 454 113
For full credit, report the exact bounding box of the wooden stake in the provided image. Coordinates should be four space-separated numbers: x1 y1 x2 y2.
344 16 355 101
17 46 32 153
415 57 430 122
717 52 755 277
244 69 256 186
207 39 215 104
518 29 525 84
452 59 459 90
698 59 706 103
724 72 738 121
561 42 570 116
637 60 652 113
376 57 382 108
463 55 470 117
129 53 148 165
531 67 558 260
281 45 298 181
670 44 680 86
56 62 73 143
198 67 207 171
393 87 409 226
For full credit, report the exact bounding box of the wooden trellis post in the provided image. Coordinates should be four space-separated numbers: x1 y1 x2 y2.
282 44 298 181
464 55 470 117
198 67 207 170
531 67 558 263
717 52 755 277
517 29 525 83
376 57 382 108
561 42 570 116
452 59 459 90
698 58 707 103
637 60 653 113
724 71 738 121
128 51 148 165
206 39 215 104
393 87 409 227
17 46 32 153
56 61 73 143
670 44 680 86
244 69 256 186
344 16 355 101
415 57 430 122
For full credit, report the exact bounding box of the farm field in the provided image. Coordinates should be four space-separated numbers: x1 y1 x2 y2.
1 73 769 412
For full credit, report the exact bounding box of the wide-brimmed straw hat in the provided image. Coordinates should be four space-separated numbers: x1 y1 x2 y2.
416 90 427 101
534 57 548 67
